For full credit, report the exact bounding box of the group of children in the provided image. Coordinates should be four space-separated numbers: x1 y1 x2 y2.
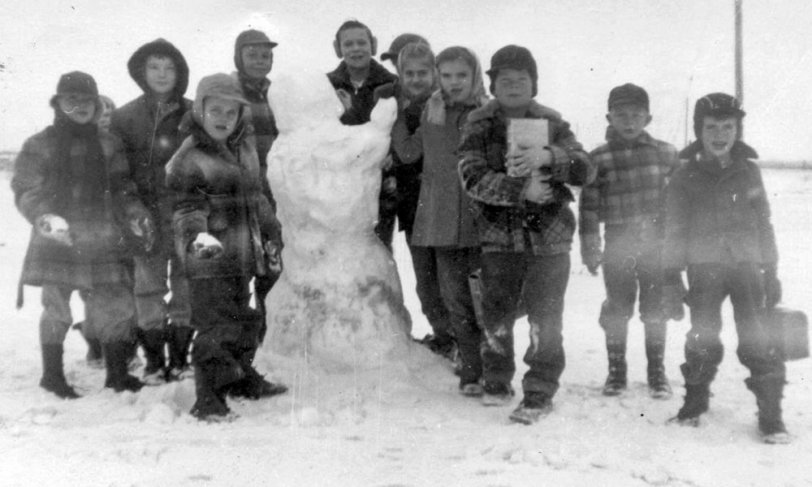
11 19 791 443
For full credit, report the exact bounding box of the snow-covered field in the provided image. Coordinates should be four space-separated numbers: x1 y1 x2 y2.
0 169 809 487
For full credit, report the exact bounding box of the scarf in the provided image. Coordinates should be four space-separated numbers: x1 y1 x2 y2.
47 110 107 213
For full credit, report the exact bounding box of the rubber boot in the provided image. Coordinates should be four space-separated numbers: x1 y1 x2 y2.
39 343 80 399
139 328 167 385
103 342 144 392
645 322 672 399
745 373 791 444
190 362 232 420
602 336 627 396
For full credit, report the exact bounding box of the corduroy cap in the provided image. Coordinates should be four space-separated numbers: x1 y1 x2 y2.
380 33 428 62
608 83 649 111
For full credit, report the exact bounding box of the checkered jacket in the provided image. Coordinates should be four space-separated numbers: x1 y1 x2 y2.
458 100 593 256
579 128 679 260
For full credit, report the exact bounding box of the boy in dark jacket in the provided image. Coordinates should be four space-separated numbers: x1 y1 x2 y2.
166 73 287 421
327 20 399 250
111 38 194 384
664 93 789 444
579 84 681 398
13 71 154 396
232 29 282 343
458 45 594 424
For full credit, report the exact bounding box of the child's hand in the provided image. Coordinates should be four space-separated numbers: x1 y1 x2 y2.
36 214 73 246
335 89 353 112
190 232 223 259
523 171 553 204
507 146 552 177
128 215 156 253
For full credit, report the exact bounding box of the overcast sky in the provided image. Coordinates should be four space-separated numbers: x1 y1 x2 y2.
2 0 811 160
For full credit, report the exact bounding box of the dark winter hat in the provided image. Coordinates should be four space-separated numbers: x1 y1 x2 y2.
127 38 190 97
234 29 278 72
608 83 649 111
49 71 99 108
192 73 249 125
381 33 429 63
693 92 746 139
486 45 538 96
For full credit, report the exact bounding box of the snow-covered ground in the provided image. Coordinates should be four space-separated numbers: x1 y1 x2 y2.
0 169 809 487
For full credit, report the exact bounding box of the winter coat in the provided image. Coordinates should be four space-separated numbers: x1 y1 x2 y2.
165 128 281 280
662 142 778 269
395 102 480 247
110 38 192 254
458 99 593 256
12 126 149 292
237 74 279 211
579 128 679 260
327 59 398 126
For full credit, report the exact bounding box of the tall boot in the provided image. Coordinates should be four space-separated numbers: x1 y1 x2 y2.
39 343 80 399
645 321 672 399
745 374 791 444
138 328 167 385
672 362 710 426
103 341 144 392
602 335 627 396
167 324 195 381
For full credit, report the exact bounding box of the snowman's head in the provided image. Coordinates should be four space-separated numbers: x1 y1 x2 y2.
270 70 345 133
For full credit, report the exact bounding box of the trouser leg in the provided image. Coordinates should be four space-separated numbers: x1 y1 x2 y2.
479 252 524 387
409 244 453 342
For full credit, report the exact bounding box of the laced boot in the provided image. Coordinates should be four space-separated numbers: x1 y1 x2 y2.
602 337 627 396
645 322 672 399
746 374 791 444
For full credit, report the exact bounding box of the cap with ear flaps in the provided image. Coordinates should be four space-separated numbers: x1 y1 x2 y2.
608 83 649 111
693 92 745 139
49 71 99 108
192 73 249 125
381 33 429 62
234 29 278 72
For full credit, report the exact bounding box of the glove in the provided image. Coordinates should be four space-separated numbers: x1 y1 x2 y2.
264 241 283 275
583 251 602 276
661 268 687 321
762 264 782 309
36 214 73 246
190 233 223 259
128 215 156 253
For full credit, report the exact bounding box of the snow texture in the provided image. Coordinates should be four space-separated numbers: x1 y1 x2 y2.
1 135 811 484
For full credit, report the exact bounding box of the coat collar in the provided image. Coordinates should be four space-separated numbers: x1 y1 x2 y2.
328 59 397 90
466 99 561 125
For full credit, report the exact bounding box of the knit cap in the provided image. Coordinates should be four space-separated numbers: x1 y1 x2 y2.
234 29 278 72
381 33 428 63
50 71 98 107
192 73 249 125
693 92 745 138
608 83 649 111
486 45 537 96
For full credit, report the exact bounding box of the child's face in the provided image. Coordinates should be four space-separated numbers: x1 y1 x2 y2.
700 116 738 158
57 94 96 125
607 104 651 140
338 28 373 70
241 44 273 80
493 69 533 112
202 97 241 142
97 102 114 132
400 58 434 99
145 55 177 96
439 59 474 104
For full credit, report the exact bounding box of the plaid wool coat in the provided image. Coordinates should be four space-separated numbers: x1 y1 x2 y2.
458 100 594 256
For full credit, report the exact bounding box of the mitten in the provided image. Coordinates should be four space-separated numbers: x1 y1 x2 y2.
36 214 73 246
128 215 157 253
762 264 782 309
661 268 687 321
190 233 223 259
263 241 283 275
